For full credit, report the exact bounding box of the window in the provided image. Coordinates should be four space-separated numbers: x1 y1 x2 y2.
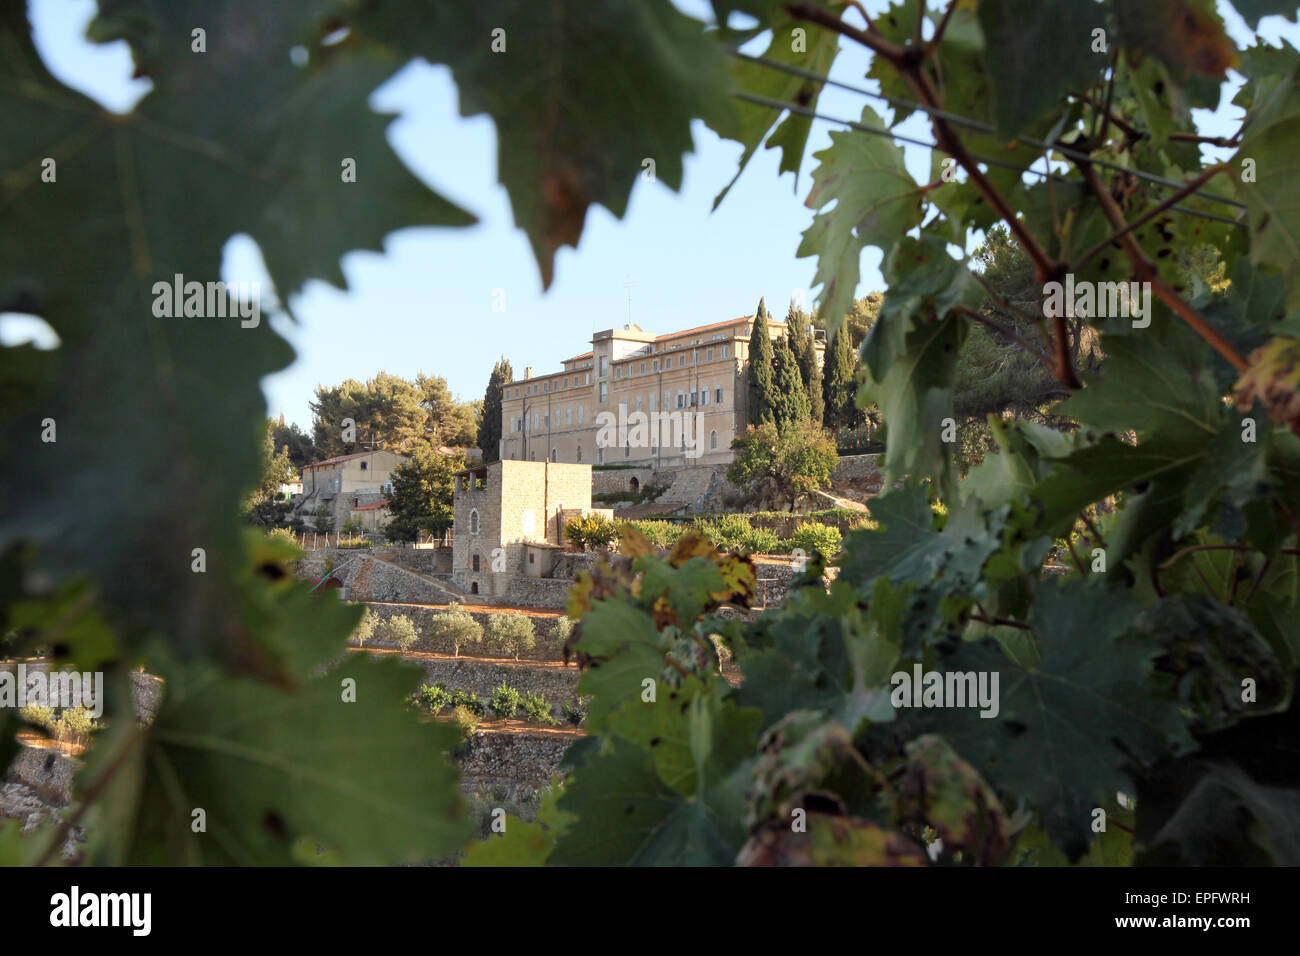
472 554 480 571
566 408 572 425
470 582 479 595
640 362 646 373
649 393 656 412
722 345 729 359
706 348 713 361
652 360 659 371
599 355 608 377
625 441 630 458
585 373 590 385
578 406 584 424
701 389 709 406
576 446 583 462
543 413 549 427
530 451 536 461
666 356 672 369
599 382 608 402
676 391 684 409
635 395 642 412
597 447 605 464
710 430 718 450
529 552 535 564
551 448 558 462
469 509 480 534
360 461 368 471
715 387 723 403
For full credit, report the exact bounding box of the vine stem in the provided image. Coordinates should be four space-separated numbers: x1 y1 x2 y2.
1077 162 1251 373
783 2 1080 388
1072 162 1231 273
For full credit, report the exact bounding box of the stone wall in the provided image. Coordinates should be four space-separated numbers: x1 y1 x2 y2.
830 453 884 495
457 730 573 785
299 553 461 604
592 467 657 495
503 577 574 610
415 657 580 707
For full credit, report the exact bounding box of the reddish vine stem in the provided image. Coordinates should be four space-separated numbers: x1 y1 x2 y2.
1072 162 1231 273
1078 162 1251 373
784 2 1080 387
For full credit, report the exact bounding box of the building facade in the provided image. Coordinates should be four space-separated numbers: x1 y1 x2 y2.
295 449 408 528
499 315 823 467
451 460 611 597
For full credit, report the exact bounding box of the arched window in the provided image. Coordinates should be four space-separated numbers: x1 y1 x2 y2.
629 477 640 492
710 430 718 450
469 509 480 534
551 448 558 462
471 554 480 571
576 445 583 462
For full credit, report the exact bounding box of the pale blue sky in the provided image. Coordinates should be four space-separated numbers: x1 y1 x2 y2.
8 0 1297 430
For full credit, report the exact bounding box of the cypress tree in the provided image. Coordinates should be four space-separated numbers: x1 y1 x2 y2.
477 356 512 463
772 336 811 432
746 298 776 426
786 302 824 424
822 323 856 430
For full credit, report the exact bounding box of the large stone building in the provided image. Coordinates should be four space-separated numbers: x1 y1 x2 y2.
451 460 611 598
499 314 824 467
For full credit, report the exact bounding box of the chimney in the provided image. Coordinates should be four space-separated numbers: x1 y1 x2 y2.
524 366 534 379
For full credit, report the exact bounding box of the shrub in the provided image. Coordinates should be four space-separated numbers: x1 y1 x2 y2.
379 613 420 651
625 519 686 550
428 601 483 657
18 705 55 732
449 688 485 717
549 614 576 652
788 522 843 560
565 513 619 551
451 705 480 741
489 682 521 719
336 537 373 550
486 612 535 660
419 683 450 713
739 525 780 555
265 526 299 548
58 707 95 740
341 516 363 535
352 608 377 647
521 691 556 725
561 698 587 726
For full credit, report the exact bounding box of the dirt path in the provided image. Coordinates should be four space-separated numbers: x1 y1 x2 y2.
349 647 575 669
364 599 565 617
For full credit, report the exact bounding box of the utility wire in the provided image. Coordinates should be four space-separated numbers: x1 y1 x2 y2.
732 90 1244 229
733 51 1246 213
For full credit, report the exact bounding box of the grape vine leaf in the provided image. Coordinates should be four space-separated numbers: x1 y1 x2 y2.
796 105 925 327
977 0 1106 140
878 580 1194 857
0 1 471 666
346 0 733 289
709 3 845 208
76 655 468 865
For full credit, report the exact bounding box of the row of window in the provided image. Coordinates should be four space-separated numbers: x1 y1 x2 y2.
509 387 726 434
509 430 722 464
507 344 733 397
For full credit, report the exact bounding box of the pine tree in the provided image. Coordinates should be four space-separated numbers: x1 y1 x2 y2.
822 323 857 430
746 298 776 426
786 302 824 424
771 336 811 433
477 356 512 463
